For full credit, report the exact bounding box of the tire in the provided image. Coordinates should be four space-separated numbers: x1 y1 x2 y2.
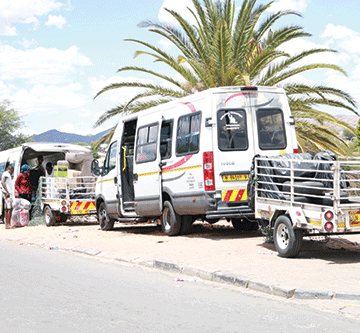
231 218 259 231
161 201 181 236
43 205 56 227
98 202 114 231
273 215 303 258
180 215 193 235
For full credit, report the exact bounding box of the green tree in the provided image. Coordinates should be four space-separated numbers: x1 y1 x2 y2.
0 100 32 151
94 0 357 155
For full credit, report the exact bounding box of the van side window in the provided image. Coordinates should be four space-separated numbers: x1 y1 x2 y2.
104 141 117 173
136 123 159 163
217 109 248 151
160 120 173 160
257 108 286 150
176 112 201 155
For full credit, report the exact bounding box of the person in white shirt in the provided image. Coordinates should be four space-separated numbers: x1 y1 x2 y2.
45 162 54 198
1 165 14 229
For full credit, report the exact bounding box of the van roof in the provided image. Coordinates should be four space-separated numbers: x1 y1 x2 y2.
21 142 91 153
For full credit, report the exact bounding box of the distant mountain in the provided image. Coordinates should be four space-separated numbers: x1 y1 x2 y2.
32 129 110 145
335 114 359 128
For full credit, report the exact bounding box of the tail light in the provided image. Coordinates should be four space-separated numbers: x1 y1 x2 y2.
293 149 299 154
61 200 67 212
203 152 215 191
324 222 334 231
324 210 333 221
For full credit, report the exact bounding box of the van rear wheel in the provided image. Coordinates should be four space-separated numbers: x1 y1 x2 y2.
98 202 114 231
161 201 181 236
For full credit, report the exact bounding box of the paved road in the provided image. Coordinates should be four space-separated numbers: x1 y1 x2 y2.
1 241 360 332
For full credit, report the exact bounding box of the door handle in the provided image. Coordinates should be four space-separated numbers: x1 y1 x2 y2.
133 173 138 181
114 176 117 184
159 161 167 168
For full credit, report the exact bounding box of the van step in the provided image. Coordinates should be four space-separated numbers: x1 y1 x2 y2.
206 206 254 220
123 201 135 212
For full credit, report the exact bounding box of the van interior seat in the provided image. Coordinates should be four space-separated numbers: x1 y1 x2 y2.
259 130 272 146
219 131 230 149
230 131 247 149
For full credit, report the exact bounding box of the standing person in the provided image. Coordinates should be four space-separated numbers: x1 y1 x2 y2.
45 162 54 177
1 165 14 229
15 164 32 203
45 162 54 198
31 155 45 200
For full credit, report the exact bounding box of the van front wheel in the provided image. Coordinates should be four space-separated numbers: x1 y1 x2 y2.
161 201 181 236
98 202 114 231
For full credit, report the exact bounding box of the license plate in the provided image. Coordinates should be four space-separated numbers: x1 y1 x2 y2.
349 211 360 226
70 209 90 215
222 174 249 182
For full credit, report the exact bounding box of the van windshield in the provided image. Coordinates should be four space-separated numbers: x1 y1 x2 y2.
217 109 248 151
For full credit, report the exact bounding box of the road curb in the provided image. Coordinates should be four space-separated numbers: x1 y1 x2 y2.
294 289 334 300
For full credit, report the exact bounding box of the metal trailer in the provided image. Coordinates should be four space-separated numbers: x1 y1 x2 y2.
40 175 97 226
253 155 360 257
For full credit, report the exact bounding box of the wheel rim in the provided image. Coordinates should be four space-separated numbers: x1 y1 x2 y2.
44 207 51 225
162 207 171 232
276 222 289 250
99 207 106 228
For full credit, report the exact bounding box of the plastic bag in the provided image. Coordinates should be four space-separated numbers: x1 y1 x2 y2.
12 198 31 210
11 208 29 227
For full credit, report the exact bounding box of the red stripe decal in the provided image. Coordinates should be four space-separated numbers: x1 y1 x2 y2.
74 202 82 210
225 93 254 103
223 190 233 202
235 189 245 201
162 155 193 171
181 102 196 113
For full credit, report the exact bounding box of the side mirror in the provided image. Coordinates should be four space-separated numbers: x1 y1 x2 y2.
91 159 101 176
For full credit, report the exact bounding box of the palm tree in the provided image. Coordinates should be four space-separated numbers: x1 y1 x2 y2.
94 0 357 155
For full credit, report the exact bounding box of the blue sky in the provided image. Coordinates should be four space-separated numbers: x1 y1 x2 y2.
1 0 360 136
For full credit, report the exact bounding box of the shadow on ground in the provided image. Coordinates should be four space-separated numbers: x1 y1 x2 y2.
261 237 360 264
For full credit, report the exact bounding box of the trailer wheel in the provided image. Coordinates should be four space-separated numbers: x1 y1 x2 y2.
161 201 181 236
43 205 56 227
274 215 303 258
98 202 114 231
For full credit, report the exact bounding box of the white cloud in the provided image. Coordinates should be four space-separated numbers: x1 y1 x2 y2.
11 83 87 116
0 0 64 36
158 0 196 26
321 24 360 54
0 44 92 84
267 0 309 13
18 38 38 48
45 14 67 29
158 38 173 50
